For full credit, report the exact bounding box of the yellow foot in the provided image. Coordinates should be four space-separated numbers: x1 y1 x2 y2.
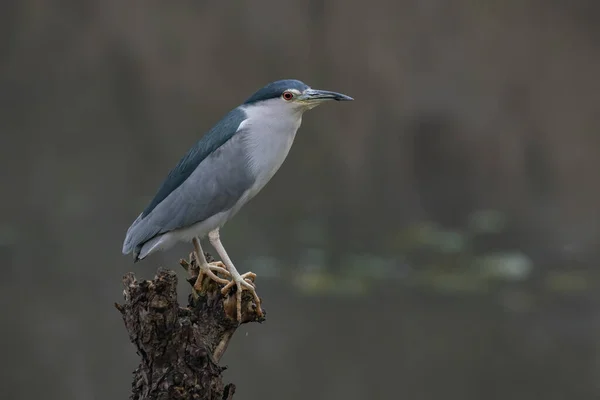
221 271 262 321
192 253 231 291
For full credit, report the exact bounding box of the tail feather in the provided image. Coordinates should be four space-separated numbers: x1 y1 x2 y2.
136 234 171 261
123 213 176 262
133 244 142 263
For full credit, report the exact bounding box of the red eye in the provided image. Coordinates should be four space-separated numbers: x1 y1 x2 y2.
282 91 294 101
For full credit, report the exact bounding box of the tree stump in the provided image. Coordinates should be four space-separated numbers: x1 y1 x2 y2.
115 253 266 400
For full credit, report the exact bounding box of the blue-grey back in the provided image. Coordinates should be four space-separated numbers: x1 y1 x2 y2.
141 107 247 218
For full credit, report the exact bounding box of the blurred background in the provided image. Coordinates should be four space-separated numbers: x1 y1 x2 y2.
2 0 600 399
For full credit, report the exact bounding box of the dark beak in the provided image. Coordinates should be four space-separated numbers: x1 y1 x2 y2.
301 89 354 102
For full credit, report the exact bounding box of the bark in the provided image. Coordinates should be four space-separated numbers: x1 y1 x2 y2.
115 253 266 400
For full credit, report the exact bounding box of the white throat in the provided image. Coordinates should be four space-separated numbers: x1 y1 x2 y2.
239 99 304 194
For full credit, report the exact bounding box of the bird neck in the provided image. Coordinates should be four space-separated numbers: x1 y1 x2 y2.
241 101 304 135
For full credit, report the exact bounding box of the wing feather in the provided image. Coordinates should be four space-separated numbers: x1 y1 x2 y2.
122 110 253 255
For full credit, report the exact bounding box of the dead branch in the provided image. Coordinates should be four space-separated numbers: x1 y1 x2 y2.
115 252 265 400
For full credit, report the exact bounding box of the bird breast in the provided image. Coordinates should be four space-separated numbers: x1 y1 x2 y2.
239 108 302 197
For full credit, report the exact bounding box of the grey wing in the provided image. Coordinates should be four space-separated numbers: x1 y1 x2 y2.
123 132 254 254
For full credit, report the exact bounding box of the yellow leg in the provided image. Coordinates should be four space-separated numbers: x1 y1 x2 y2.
208 229 263 321
192 237 231 290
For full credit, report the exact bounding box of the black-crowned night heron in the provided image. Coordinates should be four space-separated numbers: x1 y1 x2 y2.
122 79 353 321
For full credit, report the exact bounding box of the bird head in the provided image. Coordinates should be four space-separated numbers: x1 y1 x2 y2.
243 79 353 113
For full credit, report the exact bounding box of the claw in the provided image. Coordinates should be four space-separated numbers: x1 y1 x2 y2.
192 252 232 291
221 271 263 321
220 271 256 293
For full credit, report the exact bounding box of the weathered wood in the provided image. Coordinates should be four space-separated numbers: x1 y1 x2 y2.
116 253 265 400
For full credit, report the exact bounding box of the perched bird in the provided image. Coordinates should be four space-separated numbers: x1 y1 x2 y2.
122 79 353 321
